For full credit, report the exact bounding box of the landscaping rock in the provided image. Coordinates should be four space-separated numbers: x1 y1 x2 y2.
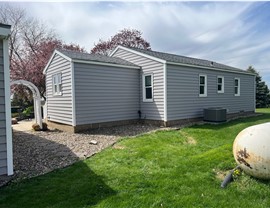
90 140 98 145
12 118 18 125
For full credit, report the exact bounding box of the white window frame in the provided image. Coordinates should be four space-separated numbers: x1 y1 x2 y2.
199 74 207 97
143 73 153 102
234 78 240 96
52 73 62 96
217 76 224 93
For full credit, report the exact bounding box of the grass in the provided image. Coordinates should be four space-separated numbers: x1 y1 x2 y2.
1 109 270 207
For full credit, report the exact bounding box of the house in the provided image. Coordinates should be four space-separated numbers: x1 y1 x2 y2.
44 46 255 132
0 23 13 176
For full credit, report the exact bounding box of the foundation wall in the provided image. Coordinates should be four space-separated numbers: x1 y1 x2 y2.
46 111 256 133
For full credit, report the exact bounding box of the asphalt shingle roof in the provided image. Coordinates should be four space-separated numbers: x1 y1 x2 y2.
58 49 139 67
127 47 250 74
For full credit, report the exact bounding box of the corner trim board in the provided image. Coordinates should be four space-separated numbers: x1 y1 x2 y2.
71 62 76 126
3 39 13 175
164 64 167 122
254 76 256 111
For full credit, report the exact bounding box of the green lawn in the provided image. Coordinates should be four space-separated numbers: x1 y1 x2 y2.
1 109 270 208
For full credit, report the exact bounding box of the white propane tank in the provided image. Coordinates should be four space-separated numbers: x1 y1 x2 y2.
233 122 270 179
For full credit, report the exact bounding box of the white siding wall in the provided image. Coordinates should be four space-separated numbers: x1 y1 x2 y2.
74 63 140 125
167 64 255 120
112 48 165 120
0 39 7 175
46 54 73 125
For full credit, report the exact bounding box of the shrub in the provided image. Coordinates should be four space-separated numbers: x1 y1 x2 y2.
23 106 34 119
11 113 19 118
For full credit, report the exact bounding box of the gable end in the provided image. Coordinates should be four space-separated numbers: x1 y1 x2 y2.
110 46 166 64
43 50 72 74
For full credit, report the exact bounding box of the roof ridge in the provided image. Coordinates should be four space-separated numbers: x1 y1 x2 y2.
56 48 139 68
57 48 91 56
126 46 218 64
124 46 246 72
58 48 126 60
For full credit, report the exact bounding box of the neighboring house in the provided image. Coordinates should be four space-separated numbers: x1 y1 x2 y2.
0 23 13 176
44 46 255 132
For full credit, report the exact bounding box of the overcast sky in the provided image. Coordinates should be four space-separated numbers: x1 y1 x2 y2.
11 1 270 85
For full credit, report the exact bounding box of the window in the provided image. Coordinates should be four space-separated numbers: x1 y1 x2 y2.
52 73 62 95
199 75 207 97
217 76 224 93
143 74 153 102
234 78 240 96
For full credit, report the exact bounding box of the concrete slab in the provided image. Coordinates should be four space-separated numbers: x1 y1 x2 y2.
12 120 34 132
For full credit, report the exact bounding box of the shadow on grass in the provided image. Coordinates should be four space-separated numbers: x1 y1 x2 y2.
81 122 160 137
0 130 116 207
0 161 116 207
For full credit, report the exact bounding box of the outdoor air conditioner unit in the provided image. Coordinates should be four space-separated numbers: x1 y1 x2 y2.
203 107 227 122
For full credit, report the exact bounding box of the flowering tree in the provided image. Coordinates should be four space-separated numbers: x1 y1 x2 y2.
0 4 85 103
91 28 151 56
11 39 85 101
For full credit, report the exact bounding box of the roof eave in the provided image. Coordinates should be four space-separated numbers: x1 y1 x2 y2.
72 59 140 69
166 61 256 76
0 26 11 39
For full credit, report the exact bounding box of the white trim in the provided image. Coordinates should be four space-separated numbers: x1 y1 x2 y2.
43 50 72 74
254 75 256 111
163 64 167 122
73 59 140 69
234 77 240 96
199 74 207 97
0 27 11 37
110 45 166 64
167 61 255 76
3 39 13 175
71 62 76 126
217 76 224 94
52 73 62 96
142 73 154 102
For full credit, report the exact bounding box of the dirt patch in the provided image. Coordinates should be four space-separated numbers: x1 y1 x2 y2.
180 131 197 145
112 145 126 150
185 137 197 145
215 169 228 181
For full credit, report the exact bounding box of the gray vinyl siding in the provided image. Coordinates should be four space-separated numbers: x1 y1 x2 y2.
112 48 165 120
167 64 255 121
74 63 139 125
46 54 73 125
0 39 7 175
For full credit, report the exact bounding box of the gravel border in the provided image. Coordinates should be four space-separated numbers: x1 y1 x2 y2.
0 123 163 187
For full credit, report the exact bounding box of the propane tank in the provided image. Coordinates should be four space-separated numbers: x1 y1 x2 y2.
233 122 270 180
